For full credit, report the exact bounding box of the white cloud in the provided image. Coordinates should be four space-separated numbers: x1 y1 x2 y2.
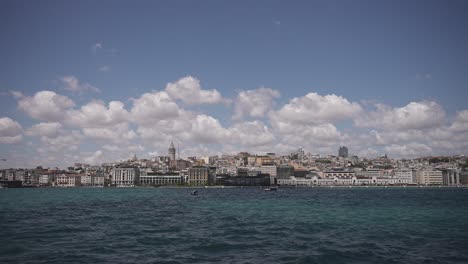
0 117 23 144
450 110 468 132
67 100 129 128
186 114 231 144
82 123 137 143
61 76 101 93
6 76 468 166
384 143 433 158
355 101 445 130
82 150 104 165
37 130 83 153
26 122 62 138
273 92 362 126
229 121 275 147
165 76 226 105
131 91 181 125
17 91 75 122
233 87 280 119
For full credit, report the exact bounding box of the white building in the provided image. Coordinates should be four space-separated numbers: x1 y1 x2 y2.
56 174 82 187
323 171 355 179
442 169 460 186
365 169 382 178
111 167 139 187
139 174 183 186
38 175 52 186
394 168 414 184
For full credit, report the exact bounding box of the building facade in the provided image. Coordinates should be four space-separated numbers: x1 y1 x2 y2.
338 146 348 158
415 170 443 185
139 174 183 186
188 166 209 185
111 167 140 187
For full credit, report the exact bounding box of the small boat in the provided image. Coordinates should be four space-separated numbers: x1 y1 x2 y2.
190 190 198 195
264 187 278 191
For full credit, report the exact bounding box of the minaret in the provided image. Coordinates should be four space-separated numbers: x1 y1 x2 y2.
168 141 176 161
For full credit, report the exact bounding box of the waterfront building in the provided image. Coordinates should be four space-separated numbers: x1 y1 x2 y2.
261 165 277 185
188 166 209 185
441 169 460 186
139 173 183 186
460 170 468 185
338 146 348 158
56 174 82 187
81 175 92 186
394 168 415 183
38 175 52 186
23 172 39 186
92 175 105 187
5 170 16 181
111 167 140 187
277 165 294 179
80 175 105 187
216 173 270 186
365 168 383 178
415 169 443 185
323 170 355 179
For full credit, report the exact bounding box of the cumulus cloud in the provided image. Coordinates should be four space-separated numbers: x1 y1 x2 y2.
186 114 231 143
355 101 445 130
67 100 129 128
384 143 433 158
61 76 101 93
165 76 226 105
450 110 468 132
82 123 137 143
131 91 181 125
6 76 468 166
273 92 362 125
26 122 62 138
229 121 276 147
0 117 23 144
17 91 75 122
82 150 104 165
37 130 83 153
233 87 280 120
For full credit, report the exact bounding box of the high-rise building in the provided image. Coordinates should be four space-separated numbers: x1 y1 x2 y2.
338 146 348 158
168 141 176 161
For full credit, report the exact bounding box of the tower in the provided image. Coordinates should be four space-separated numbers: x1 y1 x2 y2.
338 146 348 158
168 141 176 161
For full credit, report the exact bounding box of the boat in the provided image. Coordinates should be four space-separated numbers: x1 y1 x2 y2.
264 187 278 191
190 190 198 195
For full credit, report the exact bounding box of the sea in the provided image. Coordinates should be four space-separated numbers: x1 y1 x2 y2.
1 187 467 264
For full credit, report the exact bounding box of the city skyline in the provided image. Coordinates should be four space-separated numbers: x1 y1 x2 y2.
1 0 468 168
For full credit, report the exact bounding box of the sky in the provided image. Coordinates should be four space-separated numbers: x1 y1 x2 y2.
1 0 468 168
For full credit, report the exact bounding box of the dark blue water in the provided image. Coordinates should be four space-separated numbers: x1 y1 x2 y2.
1 187 467 264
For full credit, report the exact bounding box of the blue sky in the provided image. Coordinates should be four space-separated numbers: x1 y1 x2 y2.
1 0 468 168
